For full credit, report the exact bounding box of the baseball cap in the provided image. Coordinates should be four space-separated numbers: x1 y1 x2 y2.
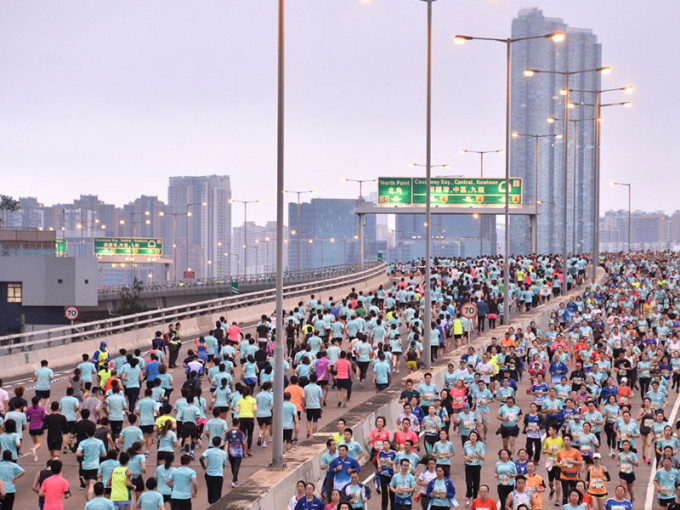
593 453 601 459
463 403 470 408
621 377 628 382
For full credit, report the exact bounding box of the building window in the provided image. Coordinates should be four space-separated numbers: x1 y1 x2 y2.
7 283 22 303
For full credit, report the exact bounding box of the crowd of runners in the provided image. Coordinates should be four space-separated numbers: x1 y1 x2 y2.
1 252 680 510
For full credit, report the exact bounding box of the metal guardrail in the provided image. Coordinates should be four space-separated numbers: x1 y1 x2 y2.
97 263 376 297
0 262 387 354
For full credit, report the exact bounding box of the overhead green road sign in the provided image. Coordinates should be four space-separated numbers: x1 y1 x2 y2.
55 239 67 257
413 177 522 205
94 237 163 256
378 178 413 205
377 177 523 206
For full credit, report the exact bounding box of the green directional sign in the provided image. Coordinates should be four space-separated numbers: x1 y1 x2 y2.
412 177 523 205
94 237 163 256
377 177 523 206
377 178 413 205
55 239 67 257
230 282 240 296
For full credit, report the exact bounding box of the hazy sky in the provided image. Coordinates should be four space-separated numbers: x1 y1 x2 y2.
1 1 677 227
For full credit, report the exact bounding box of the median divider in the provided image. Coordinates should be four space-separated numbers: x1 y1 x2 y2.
215 266 607 510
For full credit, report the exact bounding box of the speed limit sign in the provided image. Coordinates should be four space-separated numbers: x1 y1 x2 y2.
64 306 80 321
461 302 477 319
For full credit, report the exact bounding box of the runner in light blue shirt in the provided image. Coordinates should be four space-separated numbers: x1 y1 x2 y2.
167 459 197 501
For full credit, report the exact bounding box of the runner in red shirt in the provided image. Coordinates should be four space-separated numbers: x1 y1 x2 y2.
394 418 419 451
471 484 497 510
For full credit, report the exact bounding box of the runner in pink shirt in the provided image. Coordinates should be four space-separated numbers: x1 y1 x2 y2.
39 460 71 510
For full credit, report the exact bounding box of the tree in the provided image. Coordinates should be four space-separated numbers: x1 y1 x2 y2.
0 195 19 226
117 278 146 315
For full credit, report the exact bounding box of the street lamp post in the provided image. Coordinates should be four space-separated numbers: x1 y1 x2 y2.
120 211 151 282
512 132 562 253
536 200 557 249
611 181 632 251
460 148 503 254
547 116 598 254
229 199 261 276
183 202 207 277
158 209 186 281
330 238 346 265
272 0 286 469
454 29 565 324
284 189 315 271
389 229 406 261
343 178 377 269
525 65 611 295
570 90 632 274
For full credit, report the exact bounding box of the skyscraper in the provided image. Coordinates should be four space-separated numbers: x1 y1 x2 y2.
510 8 601 255
168 176 232 280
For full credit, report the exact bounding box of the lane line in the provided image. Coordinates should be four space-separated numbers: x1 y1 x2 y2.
645 389 680 508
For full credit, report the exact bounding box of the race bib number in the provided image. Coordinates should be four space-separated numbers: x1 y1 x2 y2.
499 474 510 485
620 463 633 474
562 459 572 469
548 445 558 455
581 444 591 453
528 423 539 431
468 453 478 463
464 421 474 430
590 478 603 489
620 397 630 405
454 397 463 405
507 413 516 422
644 419 653 428
661 486 673 497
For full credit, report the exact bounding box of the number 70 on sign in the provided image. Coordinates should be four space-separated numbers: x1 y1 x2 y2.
461 303 477 319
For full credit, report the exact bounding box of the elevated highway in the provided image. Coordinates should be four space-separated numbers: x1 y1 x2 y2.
92 263 375 315
0 262 389 379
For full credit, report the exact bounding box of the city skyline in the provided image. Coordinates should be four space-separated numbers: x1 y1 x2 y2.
0 1 671 231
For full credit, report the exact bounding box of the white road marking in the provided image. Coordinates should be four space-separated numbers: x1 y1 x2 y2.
645 391 680 508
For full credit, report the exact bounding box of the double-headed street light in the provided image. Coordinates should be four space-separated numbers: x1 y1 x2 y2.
525 65 611 296
454 30 565 325
511 133 562 253
570 85 633 277
460 148 504 255
284 189 315 271
343 178 377 269
228 199 261 277
409 162 450 169
611 181 632 251
547 115 599 254
459 149 504 177
342 178 376 203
